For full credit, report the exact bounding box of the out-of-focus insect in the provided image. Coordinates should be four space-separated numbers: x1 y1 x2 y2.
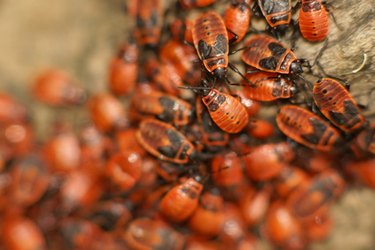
242 142 294 181
136 119 195 164
179 0 216 9
0 93 27 123
353 123 375 156
160 40 200 87
286 170 345 218
188 188 224 237
273 166 309 198
131 0 163 47
231 88 261 117
346 158 375 189
299 0 329 42
33 69 86 106
242 71 296 101
276 105 343 151
264 201 305 250
247 118 274 139
108 42 138 96
302 207 332 242
115 128 146 155
88 93 129 132
239 186 272 227
123 217 185 250
313 78 366 133
129 90 193 126
169 18 194 44
159 176 203 223
106 150 142 192
3 213 47 250
8 154 49 207
253 0 292 35
43 128 81 172
241 34 307 75
224 0 252 44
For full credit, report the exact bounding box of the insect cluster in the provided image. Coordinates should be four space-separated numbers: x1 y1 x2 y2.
0 0 374 249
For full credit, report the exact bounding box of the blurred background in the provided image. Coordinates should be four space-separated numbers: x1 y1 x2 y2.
0 0 374 249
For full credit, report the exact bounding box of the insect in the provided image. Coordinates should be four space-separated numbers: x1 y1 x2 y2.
195 97 230 150
192 11 231 79
241 34 306 74
346 158 375 189
8 154 49 207
159 176 204 223
0 93 27 123
223 0 252 44
88 93 129 132
196 83 249 134
254 0 292 35
179 0 216 9
247 118 274 139
313 78 366 133
188 188 224 237
276 105 343 151
123 217 184 250
274 166 309 198
242 71 296 101
132 0 163 47
3 214 47 250
33 69 86 106
160 40 200 87
129 90 193 126
286 170 345 218
354 123 375 155
239 186 272 227
136 119 195 164
108 42 138 96
43 128 81 172
298 0 329 42
242 142 294 181
105 150 143 192
264 201 305 250
169 18 194 44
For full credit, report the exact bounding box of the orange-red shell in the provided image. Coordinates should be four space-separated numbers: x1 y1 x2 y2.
299 0 329 41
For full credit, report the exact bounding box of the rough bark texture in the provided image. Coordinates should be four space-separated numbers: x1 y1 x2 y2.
0 0 374 249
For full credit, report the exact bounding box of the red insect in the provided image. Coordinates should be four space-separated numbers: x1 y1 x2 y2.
299 0 329 42
274 166 309 198
286 170 345 218
0 93 27 123
115 128 146 156
159 176 203 223
88 93 129 132
313 78 366 133
192 11 230 79
223 0 252 44
239 186 272 227
160 40 200 87
302 207 332 242
179 0 216 9
247 118 274 139
169 18 194 44
3 213 47 250
346 158 375 189
43 128 81 172
354 123 375 156
105 150 142 192
276 105 343 152
242 142 294 181
33 69 86 106
242 71 296 101
195 97 230 150
123 217 184 250
264 201 305 250
136 119 195 164
8 154 49 207
132 0 163 47
188 188 224 237
200 85 249 134
129 89 193 126
254 0 292 33
108 42 138 96
241 34 305 74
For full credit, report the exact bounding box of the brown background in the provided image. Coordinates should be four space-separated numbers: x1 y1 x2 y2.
0 0 374 249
